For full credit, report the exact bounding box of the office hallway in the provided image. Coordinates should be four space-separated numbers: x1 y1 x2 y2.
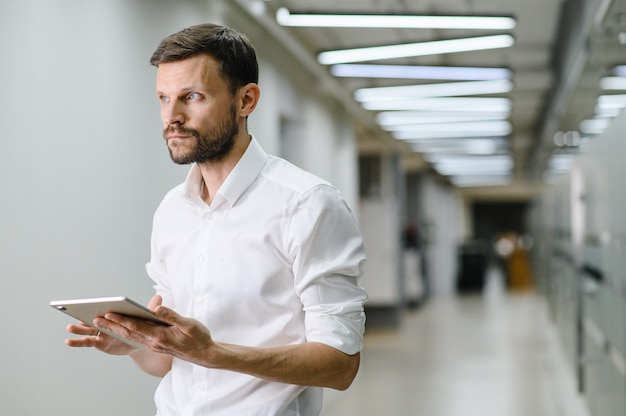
321 270 591 416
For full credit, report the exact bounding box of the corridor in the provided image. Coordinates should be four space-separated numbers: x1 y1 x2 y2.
321 270 591 416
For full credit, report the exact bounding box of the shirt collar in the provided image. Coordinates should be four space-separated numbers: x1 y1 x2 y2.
183 135 267 208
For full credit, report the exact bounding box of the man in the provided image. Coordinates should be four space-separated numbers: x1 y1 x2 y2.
66 23 368 415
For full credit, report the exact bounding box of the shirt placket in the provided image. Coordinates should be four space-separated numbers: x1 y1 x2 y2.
191 207 216 396
194 209 215 313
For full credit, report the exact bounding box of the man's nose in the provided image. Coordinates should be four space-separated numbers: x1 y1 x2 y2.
162 101 185 126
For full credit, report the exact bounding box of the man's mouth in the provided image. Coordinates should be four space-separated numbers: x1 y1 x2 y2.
164 126 197 142
167 134 190 140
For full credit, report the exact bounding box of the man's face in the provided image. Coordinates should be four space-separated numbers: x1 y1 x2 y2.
156 54 239 164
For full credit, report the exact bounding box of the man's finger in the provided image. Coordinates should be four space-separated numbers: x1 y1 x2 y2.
148 295 163 311
67 323 96 336
153 305 185 327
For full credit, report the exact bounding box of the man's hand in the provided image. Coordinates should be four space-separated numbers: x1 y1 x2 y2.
96 298 217 366
65 321 138 355
65 295 173 377
64 295 167 355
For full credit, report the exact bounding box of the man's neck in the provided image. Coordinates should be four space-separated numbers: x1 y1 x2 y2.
198 134 251 205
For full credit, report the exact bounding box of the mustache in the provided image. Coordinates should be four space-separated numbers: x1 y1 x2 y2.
163 125 200 139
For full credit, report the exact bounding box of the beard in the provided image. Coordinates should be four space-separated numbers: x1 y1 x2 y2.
163 104 239 165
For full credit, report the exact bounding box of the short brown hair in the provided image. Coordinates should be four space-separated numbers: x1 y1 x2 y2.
150 23 259 94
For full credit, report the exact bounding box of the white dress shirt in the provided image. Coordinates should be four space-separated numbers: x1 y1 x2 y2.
146 137 368 416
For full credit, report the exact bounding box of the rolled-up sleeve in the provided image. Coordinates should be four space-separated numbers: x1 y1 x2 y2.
287 185 368 355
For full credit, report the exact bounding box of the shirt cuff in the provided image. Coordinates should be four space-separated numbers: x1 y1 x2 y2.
305 306 366 355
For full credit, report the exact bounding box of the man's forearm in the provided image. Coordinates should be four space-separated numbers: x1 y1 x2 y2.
201 342 360 390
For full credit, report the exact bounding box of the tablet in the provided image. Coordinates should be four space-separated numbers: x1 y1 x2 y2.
50 296 170 348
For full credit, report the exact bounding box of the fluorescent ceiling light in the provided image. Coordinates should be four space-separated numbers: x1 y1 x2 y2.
422 152 513 184
450 175 512 187
276 8 516 30
439 166 511 176
410 138 507 155
427 154 511 164
397 132 508 140
597 94 626 110
411 138 508 146
395 130 510 140
386 120 512 136
355 80 513 101
435 165 512 176
548 154 576 172
429 155 513 176
579 118 610 135
438 167 511 176
613 65 626 77
413 145 501 155
330 64 512 80
377 111 510 126
595 105 621 118
361 97 512 112
600 77 626 90
317 35 515 65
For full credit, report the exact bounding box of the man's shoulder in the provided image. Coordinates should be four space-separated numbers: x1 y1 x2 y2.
153 182 188 215
261 155 333 195
162 182 186 200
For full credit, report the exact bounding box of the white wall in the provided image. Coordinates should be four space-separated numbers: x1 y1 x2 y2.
359 154 403 305
0 1 361 415
420 175 464 296
360 198 401 304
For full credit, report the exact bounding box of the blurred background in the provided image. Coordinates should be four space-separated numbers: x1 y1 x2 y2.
1 0 624 414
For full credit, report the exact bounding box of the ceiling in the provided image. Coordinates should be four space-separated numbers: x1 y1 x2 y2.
238 0 626 194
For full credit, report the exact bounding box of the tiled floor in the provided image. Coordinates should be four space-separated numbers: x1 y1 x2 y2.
321 272 591 416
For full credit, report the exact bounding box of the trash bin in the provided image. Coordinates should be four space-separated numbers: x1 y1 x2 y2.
456 241 488 292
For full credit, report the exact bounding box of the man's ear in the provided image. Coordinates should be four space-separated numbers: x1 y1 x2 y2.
239 83 260 117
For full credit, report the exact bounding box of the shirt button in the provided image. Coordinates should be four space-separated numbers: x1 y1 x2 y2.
204 213 213 220
197 298 206 306
197 383 206 391
199 255 207 263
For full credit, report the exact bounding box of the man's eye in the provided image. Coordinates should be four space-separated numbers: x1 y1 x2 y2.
187 92 200 100
159 95 170 103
